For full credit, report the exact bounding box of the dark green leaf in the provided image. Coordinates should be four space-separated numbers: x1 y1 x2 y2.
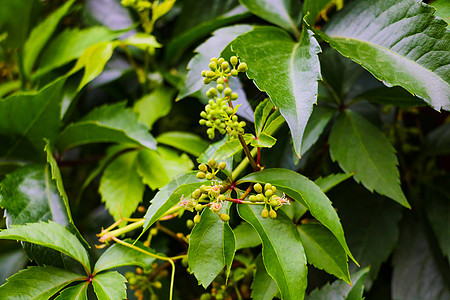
238 168 355 263
237 205 307 300
156 131 209 157
354 86 425 108
57 102 157 151
99 150 144 221
0 78 65 160
239 0 301 34
178 24 252 100
329 110 409 207
94 240 157 274
198 136 233 175
320 0 450 110
392 215 450 300
36 26 120 76
303 0 343 25
424 123 450 156
306 267 370 300
0 266 84 300
156 146 194 180
92 271 127 300
133 87 175 130
140 173 203 237
234 221 261 250
232 26 322 156
137 149 170 190
23 0 74 76
314 173 352 193
0 0 37 49
54 282 89 300
300 105 335 156
188 204 235 287
251 254 279 300
0 221 90 274
0 249 28 285
298 223 350 284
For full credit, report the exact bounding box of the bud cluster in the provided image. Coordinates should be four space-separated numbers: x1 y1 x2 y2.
196 158 226 180
199 56 248 139
125 267 164 300
121 0 151 11
248 183 289 219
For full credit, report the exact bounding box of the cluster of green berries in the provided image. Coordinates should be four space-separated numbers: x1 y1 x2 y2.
121 0 152 11
179 159 230 224
125 267 164 300
200 282 232 300
248 183 289 219
199 56 248 139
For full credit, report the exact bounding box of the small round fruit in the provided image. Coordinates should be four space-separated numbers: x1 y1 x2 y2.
186 219 194 229
196 172 206 179
198 163 208 172
206 173 213 180
195 204 203 212
261 209 269 218
230 69 238 76
254 183 262 193
218 161 226 170
265 190 273 197
256 194 264 202
230 56 238 66
249 195 257 202
230 93 239 100
269 210 277 219
237 62 248 72
264 183 272 191
194 214 201 224
208 158 217 168
220 213 230 222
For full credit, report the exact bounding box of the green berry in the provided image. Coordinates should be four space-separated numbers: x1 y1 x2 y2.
224 87 232 96
200 294 212 300
206 120 213 127
203 78 212 84
269 210 277 219
199 163 208 172
239 121 246 128
217 77 224 84
128 277 137 285
194 214 201 224
200 111 207 118
215 119 221 125
230 69 238 76
265 190 273 197
232 115 238 122
125 272 135 280
210 57 218 63
237 62 248 72
206 173 213 180
218 161 226 170
195 204 203 212
265 183 272 191
209 61 217 70
153 281 162 289
208 158 217 168
221 61 229 70
220 213 230 222
254 183 262 193
230 93 239 100
230 56 238 66
208 88 217 96
256 194 264 202
249 195 257 202
218 57 225 65
216 84 224 93
186 219 194 229
196 172 206 179
270 199 278 207
272 186 277 193
199 119 206 125
261 209 269 218
226 107 234 115
193 189 202 198
201 70 207 77
206 71 215 78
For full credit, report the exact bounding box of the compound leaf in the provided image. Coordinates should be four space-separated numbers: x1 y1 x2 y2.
92 271 127 300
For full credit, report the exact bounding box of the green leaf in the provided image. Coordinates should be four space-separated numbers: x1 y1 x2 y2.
237 205 307 300
188 204 236 287
238 168 356 263
232 26 322 157
178 24 253 100
424 123 450 156
329 110 409 207
234 221 261 250
262 108 285 135
238 0 301 34
249 132 277 148
431 0 450 29
392 215 450 300
70 41 120 89
92 271 127 300
0 266 84 300
0 249 28 285
212 135 252 160
301 105 335 156
152 0 176 21
303 0 343 25
124 32 162 52
0 0 36 49
23 0 74 76
137 149 170 190
198 136 233 175
314 173 352 193
57 102 157 151
354 86 425 108
298 223 350 284
157 146 194 180
254 98 275 137
306 267 370 300
99 150 144 221
94 239 157 274
133 87 175 130
156 131 209 157
251 254 279 300
0 221 90 274
0 78 65 160
36 26 120 76
333 184 403 289
54 281 88 300
320 0 450 111
140 173 203 237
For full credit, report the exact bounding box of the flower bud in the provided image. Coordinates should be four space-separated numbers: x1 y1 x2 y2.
206 71 215 78
265 183 272 191
270 199 278 207
194 214 201 224
249 195 257 202
218 161 226 170
203 78 212 84
230 69 238 76
198 163 207 172
221 61 229 70
209 61 217 70
256 194 264 202
230 93 238 100
206 173 213 180
254 183 262 193
269 210 277 219
237 62 248 72
220 213 230 222
193 188 202 198
261 209 269 218
208 158 217 168
216 84 224 93
230 56 238 66
217 77 224 84
218 57 225 65
201 70 207 77
224 87 232 96
196 172 206 179
210 57 218 63
239 121 246 128
265 190 273 197
272 186 277 193
195 204 203 211
153 281 162 289
208 88 217 96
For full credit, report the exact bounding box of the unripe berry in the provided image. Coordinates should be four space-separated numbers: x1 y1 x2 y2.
237 62 248 72
230 56 238 66
270 199 278 207
209 61 217 70
265 190 273 197
218 57 225 65
210 57 218 63
265 183 272 191
221 61 229 70
153 281 162 289
224 87 232 96
239 121 246 128
256 194 264 202
206 120 213 127
215 119 221 125
196 172 206 179
217 77 224 84
195 204 203 212
193 188 202 198
200 111 207 118
261 209 269 218
272 186 277 193
200 294 212 300
232 115 238 122
203 78 211 84
226 107 234 115
216 84 224 93
206 128 214 135
125 272 135 279
269 210 277 219
230 69 238 76
208 88 217 96
186 219 194 229
254 183 262 193
128 277 137 285
194 214 201 224
219 128 226 134
198 163 208 172
218 161 226 170
201 70 207 77
208 158 217 168
230 93 239 100
206 71 215 78
206 173 213 180
249 195 257 202
220 213 230 222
